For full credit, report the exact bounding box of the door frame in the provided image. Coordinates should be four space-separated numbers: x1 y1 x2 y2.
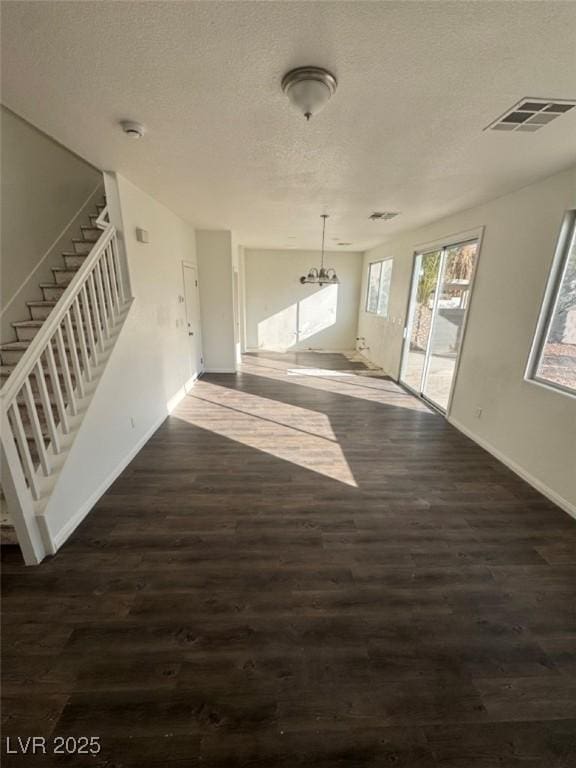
399 226 485 416
182 261 204 379
232 269 241 365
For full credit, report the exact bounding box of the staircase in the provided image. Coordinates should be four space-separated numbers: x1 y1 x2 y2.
1 202 106 376
0 199 133 564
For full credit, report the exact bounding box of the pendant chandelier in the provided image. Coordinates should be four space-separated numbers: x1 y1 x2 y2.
300 215 340 285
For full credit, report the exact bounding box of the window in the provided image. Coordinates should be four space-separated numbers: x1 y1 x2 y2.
527 210 576 396
366 259 393 317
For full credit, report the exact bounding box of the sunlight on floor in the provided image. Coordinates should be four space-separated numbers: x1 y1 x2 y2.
287 368 353 377
173 380 358 487
184 380 339 442
172 353 434 489
242 356 430 412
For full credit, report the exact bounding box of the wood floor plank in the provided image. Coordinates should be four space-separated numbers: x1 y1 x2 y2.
2 351 575 766
425 720 576 767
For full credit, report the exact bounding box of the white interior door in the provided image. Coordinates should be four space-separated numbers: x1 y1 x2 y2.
182 263 203 378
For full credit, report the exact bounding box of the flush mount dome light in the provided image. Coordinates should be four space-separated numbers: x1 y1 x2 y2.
119 120 146 139
281 66 337 120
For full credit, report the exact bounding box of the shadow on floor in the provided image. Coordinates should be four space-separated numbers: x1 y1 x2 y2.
2 351 575 767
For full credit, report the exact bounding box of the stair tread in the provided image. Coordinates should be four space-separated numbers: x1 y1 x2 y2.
39 282 65 288
52 266 79 273
2 339 85 351
1 341 31 351
27 300 57 307
12 320 44 328
1 339 81 351
1 363 75 378
14 318 87 328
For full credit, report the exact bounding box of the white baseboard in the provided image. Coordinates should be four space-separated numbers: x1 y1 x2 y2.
204 368 236 373
449 416 576 520
166 373 199 412
244 347 358 354
51 411 167 551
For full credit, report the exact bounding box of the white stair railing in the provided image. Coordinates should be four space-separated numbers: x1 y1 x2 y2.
0 208 131 563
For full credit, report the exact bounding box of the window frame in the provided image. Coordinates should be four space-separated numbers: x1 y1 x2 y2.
365 257 393 318
525 209 576 399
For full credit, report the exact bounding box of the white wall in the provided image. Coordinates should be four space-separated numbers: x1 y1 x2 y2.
196 230 236 372
43 173 199 543
238 245 247 353
1 106 102 339
357 166 576 513
244 249 363 351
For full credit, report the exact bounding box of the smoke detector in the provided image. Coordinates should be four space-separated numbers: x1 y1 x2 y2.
120 120 146 139
281 67 337 120
369 212 400 221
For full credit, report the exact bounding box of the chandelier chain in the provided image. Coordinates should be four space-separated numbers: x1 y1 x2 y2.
321 214 328 270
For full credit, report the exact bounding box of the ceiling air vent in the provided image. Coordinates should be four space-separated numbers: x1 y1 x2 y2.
369 212 399 221
486 98 575 132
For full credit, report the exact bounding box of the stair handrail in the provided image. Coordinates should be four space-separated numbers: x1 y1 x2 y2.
94 206 110 230
1 215 117 407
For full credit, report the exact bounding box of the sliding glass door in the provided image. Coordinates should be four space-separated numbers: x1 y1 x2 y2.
401 239 479 411
402 250 442 394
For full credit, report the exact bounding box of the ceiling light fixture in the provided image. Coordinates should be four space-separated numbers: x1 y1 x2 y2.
300 215 339 286
282 66 337 120
119 120 146 139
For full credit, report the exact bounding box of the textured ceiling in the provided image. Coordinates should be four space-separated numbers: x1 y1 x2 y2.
2 1 576 251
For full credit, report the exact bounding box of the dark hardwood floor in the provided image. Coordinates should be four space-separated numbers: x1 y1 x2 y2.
2 351 576 766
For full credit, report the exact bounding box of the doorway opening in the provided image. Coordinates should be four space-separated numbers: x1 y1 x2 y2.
400 237 480 412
